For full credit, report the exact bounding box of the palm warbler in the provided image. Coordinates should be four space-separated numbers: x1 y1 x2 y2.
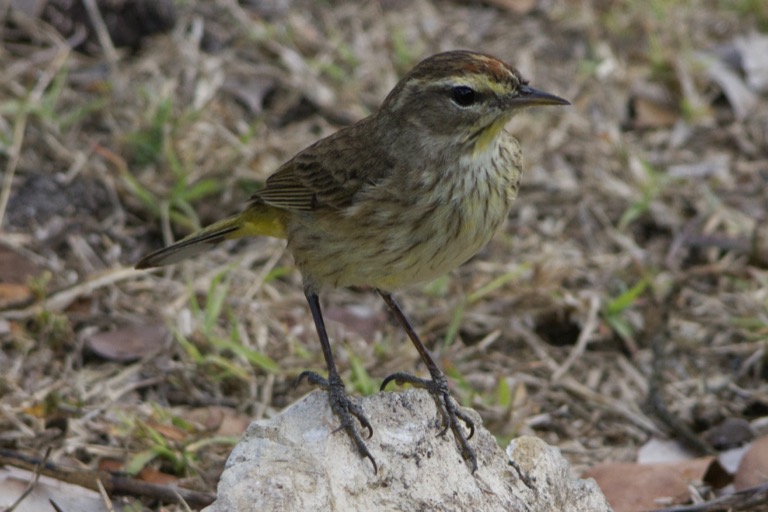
136 50 569 474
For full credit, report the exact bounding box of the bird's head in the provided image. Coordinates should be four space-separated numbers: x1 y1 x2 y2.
378 50 569 154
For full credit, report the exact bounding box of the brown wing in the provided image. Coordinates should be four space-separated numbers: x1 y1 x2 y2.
253 117 393 211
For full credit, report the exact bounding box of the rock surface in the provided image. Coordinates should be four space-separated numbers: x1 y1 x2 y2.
203 389 611 512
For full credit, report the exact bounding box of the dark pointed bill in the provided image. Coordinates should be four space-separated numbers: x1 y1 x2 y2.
511 84 570 107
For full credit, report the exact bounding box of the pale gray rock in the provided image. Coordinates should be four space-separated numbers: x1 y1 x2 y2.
204 389 611 512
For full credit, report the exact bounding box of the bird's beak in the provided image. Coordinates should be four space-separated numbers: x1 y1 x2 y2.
510 85 570 107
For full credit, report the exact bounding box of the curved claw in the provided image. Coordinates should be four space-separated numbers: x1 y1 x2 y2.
367 453 378 474
297 370 378 473
454 408 476 440
330 398 377 473
296 370 328 389
348 401 374 439
331 415 377 472
352 429 377 472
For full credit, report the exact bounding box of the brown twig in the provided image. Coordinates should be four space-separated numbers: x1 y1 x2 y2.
5 447 51 512
649 481 768 512
0 449 216 509
645 278 715 456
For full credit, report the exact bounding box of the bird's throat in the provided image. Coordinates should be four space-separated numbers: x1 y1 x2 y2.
472 118 508 158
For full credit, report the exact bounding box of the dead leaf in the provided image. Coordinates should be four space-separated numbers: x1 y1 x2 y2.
83 323 169 362
137 466 178 485
719 444 751 475
734 434 768 490
702 418 754 451
628 82 679 129
182 406 251 436
145 420 188 442
734 33 768 93
98 458 178 484
637 437 698 465
222 75 277 114
698 52 758 120
97 458 123 473
585 457 723 512
0 244 41 307
631 96 679 128
0 283 33 309
0 466 104 512
0 244 41 284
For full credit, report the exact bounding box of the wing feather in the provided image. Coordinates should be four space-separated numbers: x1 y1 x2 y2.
253 117 393 211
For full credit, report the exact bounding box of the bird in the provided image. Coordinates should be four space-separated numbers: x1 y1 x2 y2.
136 50 569 474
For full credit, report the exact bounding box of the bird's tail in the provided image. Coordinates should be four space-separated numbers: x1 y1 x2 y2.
135 203 286 269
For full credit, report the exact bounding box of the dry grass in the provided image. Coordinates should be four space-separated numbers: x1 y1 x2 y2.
1 0 767 509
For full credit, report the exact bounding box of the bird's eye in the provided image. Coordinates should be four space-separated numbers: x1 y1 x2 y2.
451 86 477 107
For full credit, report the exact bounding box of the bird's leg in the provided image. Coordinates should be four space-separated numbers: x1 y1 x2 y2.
377 290 478 473
296 291 377 473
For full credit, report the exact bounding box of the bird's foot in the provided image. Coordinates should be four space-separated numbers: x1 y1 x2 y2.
297 371 377 473
381 371 477 472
